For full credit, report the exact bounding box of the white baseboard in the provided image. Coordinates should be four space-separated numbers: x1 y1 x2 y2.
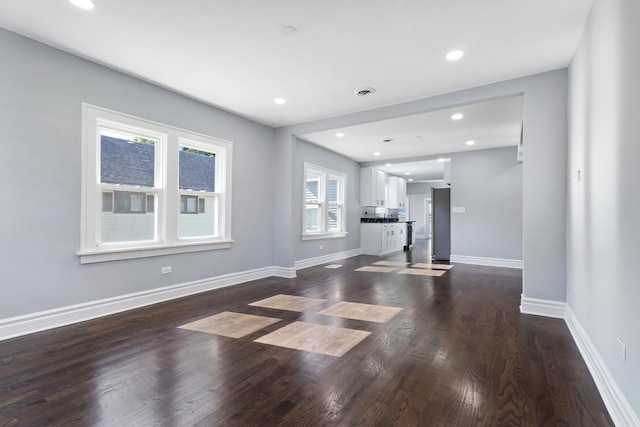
565 307 640 427
294 248 362 270
450 254 523 269
0 266 285 342
519 296 567 318
521 297 640 426
272 266 297 278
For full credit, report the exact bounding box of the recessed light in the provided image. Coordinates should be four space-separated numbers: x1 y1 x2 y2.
408 178 414 182
355 87 376 97
335 132 344 138
273 97 286 105
466 140 475 146
438 158 447 162
70 0 94 9
405 172 411 175
373 152 381 156
446 50 464 61
451 113 463 120
385 163 392 167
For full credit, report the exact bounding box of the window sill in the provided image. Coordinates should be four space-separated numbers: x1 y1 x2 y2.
77 240 233 264
301 232 347 241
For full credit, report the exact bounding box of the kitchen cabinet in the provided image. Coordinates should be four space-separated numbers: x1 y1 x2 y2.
361 222 406 256
387 176 407 208
398 177 407 207
360 167 386 207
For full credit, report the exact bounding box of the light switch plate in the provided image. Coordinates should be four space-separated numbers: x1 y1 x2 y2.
452 207 466 214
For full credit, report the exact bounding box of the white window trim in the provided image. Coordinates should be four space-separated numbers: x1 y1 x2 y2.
301 162 347 240
78 104 233 264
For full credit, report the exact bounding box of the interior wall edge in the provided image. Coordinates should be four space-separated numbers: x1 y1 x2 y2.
519 296 567 318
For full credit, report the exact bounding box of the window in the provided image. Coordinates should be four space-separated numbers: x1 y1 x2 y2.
302 162 347 240
78 104 233 263
305 170 321 232
114 191 147 214
180 195 199 214
178 143 216 238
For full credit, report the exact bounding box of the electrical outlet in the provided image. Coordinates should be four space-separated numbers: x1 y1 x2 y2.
161 266 172 275
319 245 323 250
617 337 626 362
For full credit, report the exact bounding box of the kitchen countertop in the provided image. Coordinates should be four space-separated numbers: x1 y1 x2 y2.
360 219 414 223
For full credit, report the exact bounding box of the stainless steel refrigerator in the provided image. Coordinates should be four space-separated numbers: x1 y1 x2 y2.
431 187 451 261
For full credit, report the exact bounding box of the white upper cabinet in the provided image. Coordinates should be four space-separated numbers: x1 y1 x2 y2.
398 177 407 207
387 176 407 208
360 167 387 206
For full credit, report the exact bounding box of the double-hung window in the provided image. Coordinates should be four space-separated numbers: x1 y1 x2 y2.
302 162 347 239
78 104 232 263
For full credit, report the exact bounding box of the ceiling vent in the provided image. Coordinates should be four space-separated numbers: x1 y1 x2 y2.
282 26 298 37
355 87 376 97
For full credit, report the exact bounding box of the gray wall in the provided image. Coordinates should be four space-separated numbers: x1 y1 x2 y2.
0 29 275 318
568 0 640 414
407 182 445 196
450 147 523 260
271 130 296 269
404 147 523 261
293 138 361 261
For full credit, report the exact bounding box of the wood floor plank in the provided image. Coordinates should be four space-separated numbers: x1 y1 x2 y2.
0 241 614 426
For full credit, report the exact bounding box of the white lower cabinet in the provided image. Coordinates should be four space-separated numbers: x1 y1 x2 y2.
361 223 406 256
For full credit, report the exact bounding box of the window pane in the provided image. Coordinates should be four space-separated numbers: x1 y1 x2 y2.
328 178 339 203
187 197 197 213
328 205 341 231
114 191 129 213
306 172 321 203
179 146 215 192
114 191 146 214
328 176 342 232
102 191 155 243
100 130 155 187
130 193 145 213
102 191 113 213
180 195 199 214
146 194 155 213
180 196 216 238
305 204 320 232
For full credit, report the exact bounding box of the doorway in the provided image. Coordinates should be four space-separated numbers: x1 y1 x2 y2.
424 198 432 238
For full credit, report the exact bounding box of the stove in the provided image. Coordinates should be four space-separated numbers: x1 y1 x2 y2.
360 218 399 223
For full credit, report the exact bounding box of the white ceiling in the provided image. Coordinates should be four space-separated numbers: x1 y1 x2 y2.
299 95 524 165
1 1 590 177
0 0 593 129
377 160 447 183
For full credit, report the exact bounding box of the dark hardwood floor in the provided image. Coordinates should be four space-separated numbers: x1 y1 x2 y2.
0 241 613 426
